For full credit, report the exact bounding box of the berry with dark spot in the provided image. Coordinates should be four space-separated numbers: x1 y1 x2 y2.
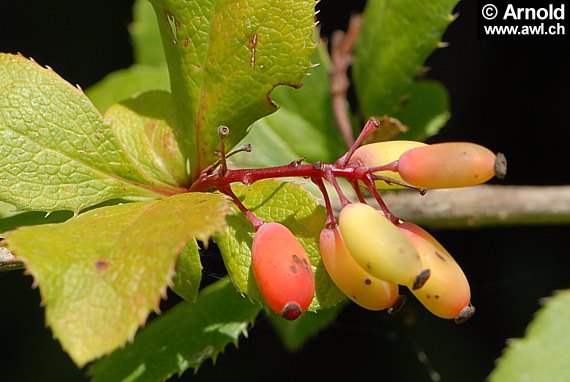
251 222 314 320
398 222 472 321
338 203 427 288
320 226 401 311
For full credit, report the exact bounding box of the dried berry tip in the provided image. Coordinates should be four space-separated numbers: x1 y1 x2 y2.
412 269 431 290
454 304 476 324
494 152 507 179
281 302 303 320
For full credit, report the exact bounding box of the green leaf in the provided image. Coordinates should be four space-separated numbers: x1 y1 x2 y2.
0 210 73 233
214 179 345 311
103 90 189 187
85 64 170 113
5 192 230 366
89 278 261 382
149 0 316 179
130 0 166 67
489 290 570 382
0 201 18 219
0 53 183 212
170 239 202 302
236 44 345 168
267 302 346 352
353 0 457 119
394 80 450 141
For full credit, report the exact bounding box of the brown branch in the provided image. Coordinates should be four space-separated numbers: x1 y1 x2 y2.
330 14 362 148
328 185 570 228
2 186 568 273
375 185 570 228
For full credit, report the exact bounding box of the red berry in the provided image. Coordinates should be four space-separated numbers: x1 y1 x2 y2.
397 142 498 189
251 222 315 320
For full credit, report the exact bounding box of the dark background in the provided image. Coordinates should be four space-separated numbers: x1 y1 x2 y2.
1 1 569 381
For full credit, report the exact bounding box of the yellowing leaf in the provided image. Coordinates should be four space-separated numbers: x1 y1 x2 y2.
0 54 183 212
5 192 229 366
104 91 188 187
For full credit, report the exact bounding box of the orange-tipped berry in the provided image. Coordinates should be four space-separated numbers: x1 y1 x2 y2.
349 141 427 189
338 203 427 287
320 226 401 311
397 142 500 189
251 222 315 320
398 222 472 321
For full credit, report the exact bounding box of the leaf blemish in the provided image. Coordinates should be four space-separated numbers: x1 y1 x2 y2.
164 9 179 45
95 259 109 272
248 33 258 69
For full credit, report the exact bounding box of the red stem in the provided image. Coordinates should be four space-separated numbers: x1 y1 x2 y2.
312 177 337 228
349 179 367 203
190 162 372 193
336 117 380 168
361 175 399 224
219 185 264 231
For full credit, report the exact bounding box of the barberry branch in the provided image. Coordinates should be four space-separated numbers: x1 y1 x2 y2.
2 186 569 273
346 185 570 228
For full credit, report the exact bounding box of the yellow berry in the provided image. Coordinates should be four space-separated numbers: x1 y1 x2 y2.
338 203 426 288
320 226 401 311
398 222 472 321
349 141 427 189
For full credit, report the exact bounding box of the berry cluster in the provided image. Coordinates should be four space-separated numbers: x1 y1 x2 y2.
190 118 507 322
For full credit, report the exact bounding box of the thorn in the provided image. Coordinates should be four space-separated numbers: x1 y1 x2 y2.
438 41 450 48
449 12 460 22
290 157 307 167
